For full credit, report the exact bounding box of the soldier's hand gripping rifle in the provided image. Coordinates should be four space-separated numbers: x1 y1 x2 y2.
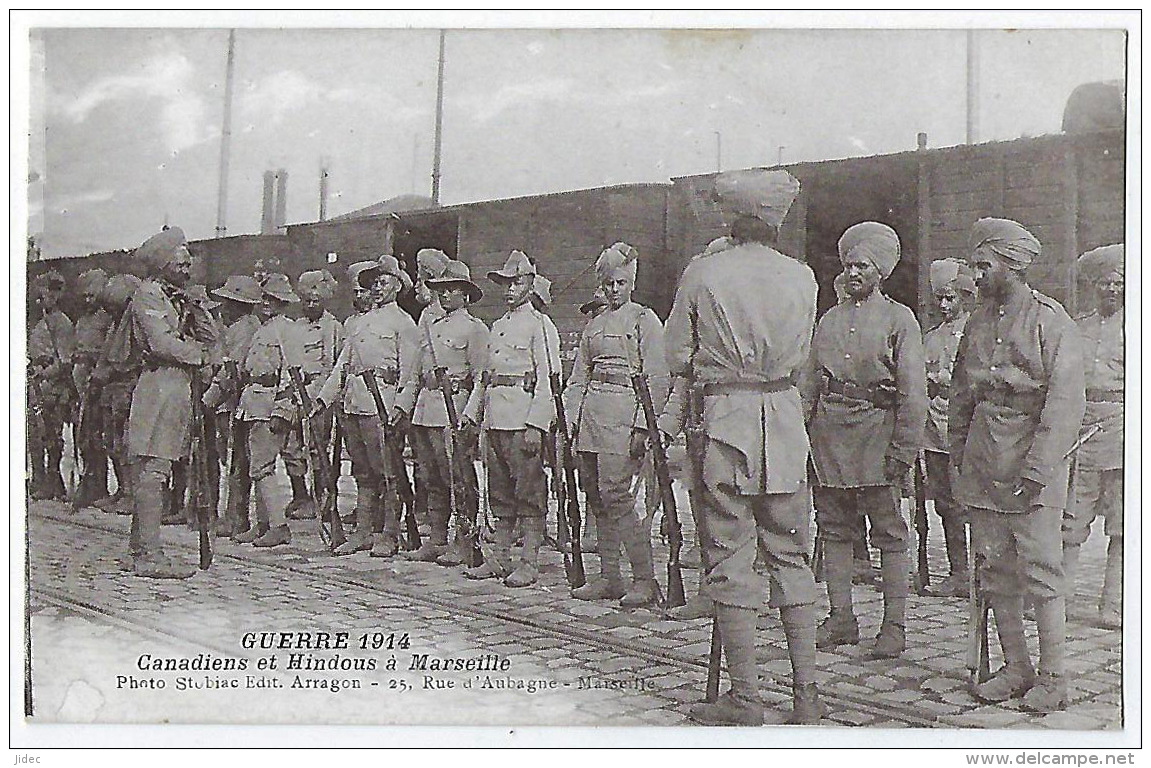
684 381 721 701
432 365 481 567
360 370 420 550
631 371 687 609
550 370 586 589
188 369 213 570
288 366 346 550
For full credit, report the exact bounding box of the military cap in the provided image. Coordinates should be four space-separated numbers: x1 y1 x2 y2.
487 250 536 284
185 284 221 310
531 274 553 307
376 254 413 292
297 269 338 302
595 242 639 284
929 258 977 296
969 218 1041 272
33 270 66 298
101 273 142 313
426 259 483 303
838 221 901 279
78 268 109 297
212 274 263 305
347 260 381 289
135 227 188 270
714 169 801 228
416 248 451 280
261 272 299 304
1077 244 1124 283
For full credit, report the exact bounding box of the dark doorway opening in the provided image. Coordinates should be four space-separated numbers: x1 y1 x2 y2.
391 211 459 320
802 156 920 318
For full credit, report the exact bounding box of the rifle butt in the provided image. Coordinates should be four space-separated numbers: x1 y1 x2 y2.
666 562 687 609
705 619 722 703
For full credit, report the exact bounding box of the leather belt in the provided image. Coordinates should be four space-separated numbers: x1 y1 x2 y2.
982 388 1046 413
485 372 536 390
703 374 797 397
245 373 280 388
423 371 475 393
590 369 633 388
822 375 897 409
1086 388 1123 404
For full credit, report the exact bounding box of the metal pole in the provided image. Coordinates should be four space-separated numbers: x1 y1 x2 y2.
778 145 786 165
431 30 446 205
714 131 721 172
215 29 236 237
318 162 329 222
966 30 979 145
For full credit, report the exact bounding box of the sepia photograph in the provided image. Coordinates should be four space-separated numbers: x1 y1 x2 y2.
11 10 1138 752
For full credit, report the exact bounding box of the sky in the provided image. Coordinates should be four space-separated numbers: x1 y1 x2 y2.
25 21 1128 259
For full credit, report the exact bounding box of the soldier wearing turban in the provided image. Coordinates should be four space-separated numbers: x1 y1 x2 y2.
28 270 75 501
920 258 979 597
123 226 221 578
71 268 114 506
565 242 667 608
1062 244 1124 631
951 218 1085 712
415 248 452 320
659 169 825 725
808 221 927 665
281 270 344 521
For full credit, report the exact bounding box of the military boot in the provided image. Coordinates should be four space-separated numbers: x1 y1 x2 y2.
972 596 1035 702
816 611 860 649
572 515 626 600
668 591 715 621
619 514 659 608
1020 671 1067 714
370 532 399 558
234 523 268 544
1097 537 1122 630
580 513 598 553
435 535 468 567
505 518 544 588
253 524 292 548
817 541 859 648
927 569 969 598
465 517 514 580
764 683 827 725
134 555 196 580
688 604 763 726
334 483 376 555
868 551 909 659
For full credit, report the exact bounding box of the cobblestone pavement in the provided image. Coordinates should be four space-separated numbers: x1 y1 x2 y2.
24 464 1123 731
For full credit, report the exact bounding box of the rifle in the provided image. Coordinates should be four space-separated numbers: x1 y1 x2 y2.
1062 410 1124 461
288 367 346 551
913 452 930 594
631 370 686 609
188 370 213 570
421 322 474 563
686 381 721 700
967 545 991 687
360 370 416 549
550 370 586 588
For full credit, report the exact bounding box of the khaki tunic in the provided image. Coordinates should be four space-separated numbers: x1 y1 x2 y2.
126 280 219 461
660 242 816 495
319 303 418 417
28 310 75 410
1075 309 1123 470
808 290 927 489
564 301 667 456
236 315 300 422
471 303 555 432
923 313 969 454
72 309 112 396
950 285 1085 512
397 307 488 428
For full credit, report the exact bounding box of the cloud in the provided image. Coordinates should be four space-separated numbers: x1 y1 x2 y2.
238 70 426 128
51 50 213 153
49 188 115 211
848 136 870 153
458 77 681 124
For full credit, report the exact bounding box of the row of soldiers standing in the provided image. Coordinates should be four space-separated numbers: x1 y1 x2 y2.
27 166 1123 726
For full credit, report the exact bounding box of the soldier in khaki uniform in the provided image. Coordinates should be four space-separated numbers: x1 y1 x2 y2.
574 287 609 553
659 169 823 725
282 270 343 520
203 275 263 537
124 227 220 578
397 260 488 565
318 256 418 558
413 248 452 529
1062 245 1124 630
952 218 1085 713
93 274 144 517
28 271 75 502
71 268 114 506
461 251 555 586
565 243 668 608
808 222 927 660
232 273 302 548
922 258 978 597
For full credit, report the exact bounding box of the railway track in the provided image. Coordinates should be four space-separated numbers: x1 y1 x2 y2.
35 508 960 727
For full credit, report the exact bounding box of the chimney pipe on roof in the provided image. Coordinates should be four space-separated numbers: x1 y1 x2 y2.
260 171 275 234
274 169 288 232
